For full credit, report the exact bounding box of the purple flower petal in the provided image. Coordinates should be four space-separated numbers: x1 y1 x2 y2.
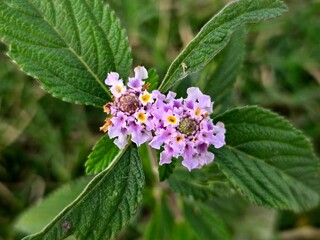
114 133 128 149
134 66 148 79
166 91 177 101
149 127 176 149
197 151 214 166
163 111 179 127
200 119 214 131
197 142 208 153
110 80 126 98
186 87 201 100
186 87 213 114
171 135 186 157
128 77 145 90
111 112 127 128
159 146 174 165
197 130 216 145
197 94 213 113
185 100 194 109
181 143 198 171
173 98 183 108
130 123 152 146
182 156 198 171
212 133 226 149
105 72 120 86
108 125 122 139
211 121 226 148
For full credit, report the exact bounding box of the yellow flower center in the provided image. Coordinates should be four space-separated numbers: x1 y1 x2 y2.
140 93 151 104
194 107 201 116
176 135 184 143
167 115 177 125
115 85 123 94
137 112 147 122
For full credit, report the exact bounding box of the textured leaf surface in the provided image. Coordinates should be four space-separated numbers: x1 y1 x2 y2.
159 158 176 182
85 135 121 174
198 27 246 113
159 0 287 92
23 145 145 240
15 177 92 234
168 166 232 200
212 106 320 212
184 201 231 240
0 0 132 106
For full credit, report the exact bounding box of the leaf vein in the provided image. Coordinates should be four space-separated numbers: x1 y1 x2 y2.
25 0 111 97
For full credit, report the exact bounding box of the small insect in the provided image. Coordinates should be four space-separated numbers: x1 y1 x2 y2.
182 62 188 75
61 220 72 232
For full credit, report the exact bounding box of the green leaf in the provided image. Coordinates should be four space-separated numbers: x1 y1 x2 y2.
145 194 197 240
85 135 121 174
15 177 92 234
146 68 159 91
144 195 174 240
183 201 231 240
170 222 198 240
138 144 157 185
205 194 248 229
198 27 246 113
212 106 320 212
0 0 132 107
158 0 287 92
168 166 232 200
159 158 176 182
23 145 145 240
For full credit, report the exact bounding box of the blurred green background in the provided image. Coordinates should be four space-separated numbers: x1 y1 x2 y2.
1 0 319 239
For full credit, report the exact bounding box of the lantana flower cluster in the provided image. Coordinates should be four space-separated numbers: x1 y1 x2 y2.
100 66 226 171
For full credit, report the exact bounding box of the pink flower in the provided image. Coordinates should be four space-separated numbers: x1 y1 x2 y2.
100 66 154 149
101 67 226 171
127 66 148 90
149 87 226 171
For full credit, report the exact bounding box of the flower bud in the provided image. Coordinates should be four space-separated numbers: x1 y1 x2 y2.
118 94 140 114
178 118 197 135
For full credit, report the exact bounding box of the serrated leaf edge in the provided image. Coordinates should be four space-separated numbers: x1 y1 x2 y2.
159 0 288 92
22 143 131 239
